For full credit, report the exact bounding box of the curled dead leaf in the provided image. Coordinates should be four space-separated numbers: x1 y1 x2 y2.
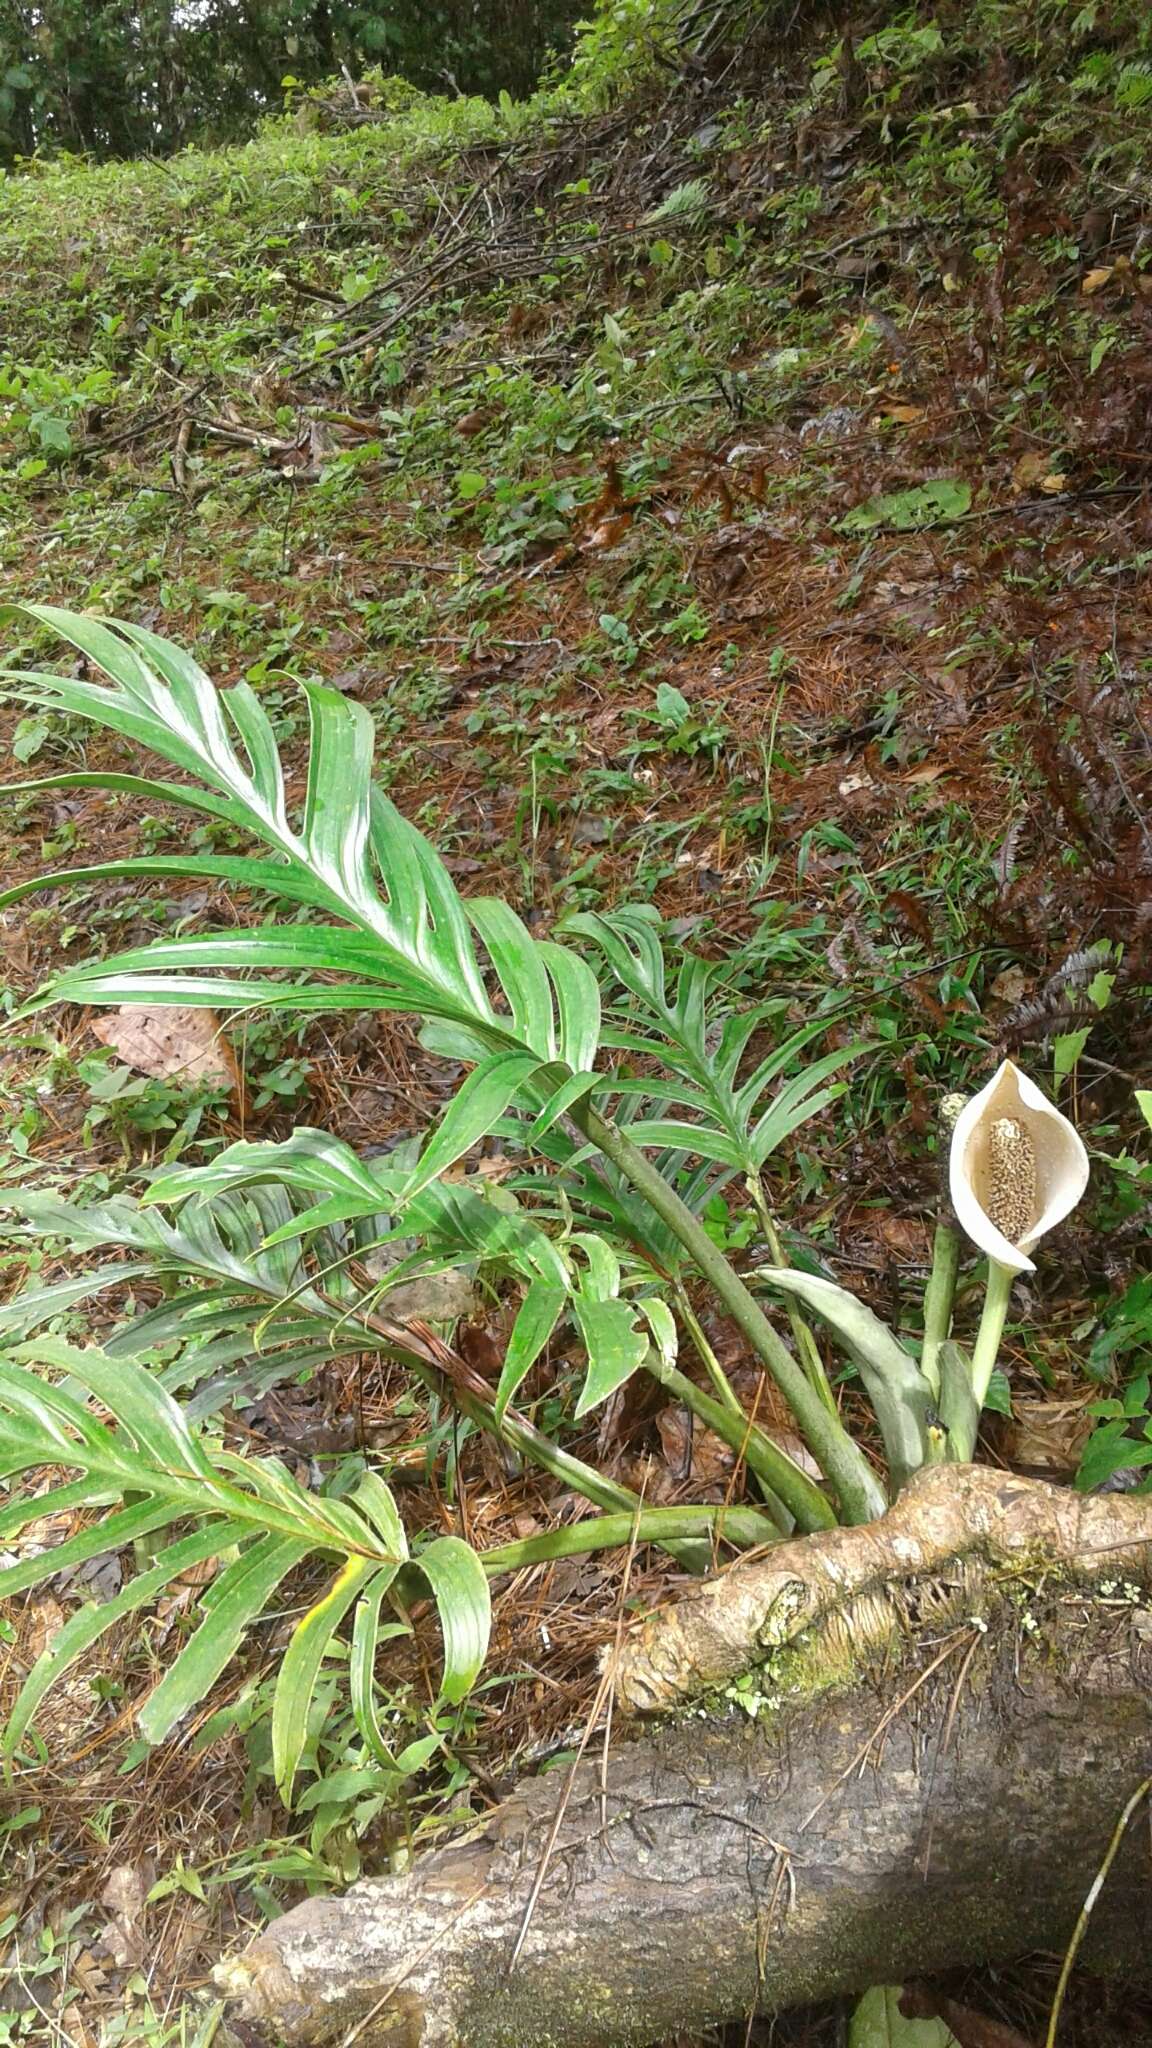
655 1405 734 1488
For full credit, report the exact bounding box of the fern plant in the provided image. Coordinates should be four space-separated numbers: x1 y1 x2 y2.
0 606 948 1785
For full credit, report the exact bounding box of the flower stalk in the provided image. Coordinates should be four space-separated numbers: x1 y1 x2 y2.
969 1257 1016 1417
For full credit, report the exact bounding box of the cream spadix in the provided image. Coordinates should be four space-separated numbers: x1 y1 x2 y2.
948 1058 1089 1274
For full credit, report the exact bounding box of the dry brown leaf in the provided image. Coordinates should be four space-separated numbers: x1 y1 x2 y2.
100 1865 148 1922
59 2003 97 2048
876 1215 931 1259
91 1004 240 1096
877 403 926 424
990 965 1031 1004
26 1594 65 1662
1011 451 1050 491
99 1864 152 1970
1081 264 1114 294
156 1551 220 1621
1005 1397 1093 1476
68 1952 110 2001
12 1507 78 1559
762 1426 824 1480
655 1404 734 1488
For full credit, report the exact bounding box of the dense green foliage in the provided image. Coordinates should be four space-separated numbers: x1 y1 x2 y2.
0 0 580 161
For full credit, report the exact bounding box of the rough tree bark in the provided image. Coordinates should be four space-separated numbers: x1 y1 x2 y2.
218 1468 1152 2047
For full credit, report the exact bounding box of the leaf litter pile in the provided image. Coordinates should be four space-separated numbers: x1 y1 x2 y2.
1 0 1152 2040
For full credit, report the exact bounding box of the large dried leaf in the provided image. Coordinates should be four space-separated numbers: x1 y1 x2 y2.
91 1003 240 1096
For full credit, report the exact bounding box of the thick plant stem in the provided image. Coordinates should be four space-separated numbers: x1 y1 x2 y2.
481 1503 782 1574
968 1258 1016 1428
647 1357 831 1533
349 1298 712 1572
454 1389 711 1573
576 1104 888 1526
920 1220 960 1400
748 1176 837 1417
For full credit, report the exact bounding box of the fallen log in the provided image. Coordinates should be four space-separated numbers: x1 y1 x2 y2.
218 1468 1152 2047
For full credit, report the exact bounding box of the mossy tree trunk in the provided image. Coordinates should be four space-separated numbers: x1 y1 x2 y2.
219 1470 1152 2048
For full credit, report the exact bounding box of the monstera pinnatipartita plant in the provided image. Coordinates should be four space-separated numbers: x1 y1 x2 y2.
0 609 1091 1795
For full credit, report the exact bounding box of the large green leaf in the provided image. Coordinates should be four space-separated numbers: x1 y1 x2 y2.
495 1276 567 1418
0 1498 177 1595
350 1578 412 1767
565 904 868 1178
3 1522 248 1763
615 1117 745 1168
139 1533 312 1745
399 1049 544 1200
0 1264 151 1339
0 1178 688 1562
572 1297 651 1416
1 607 603 1073
0 1344 487 1799
537 942 602 1074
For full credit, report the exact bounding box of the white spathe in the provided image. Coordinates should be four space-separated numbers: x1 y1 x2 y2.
949 1058 1090 1273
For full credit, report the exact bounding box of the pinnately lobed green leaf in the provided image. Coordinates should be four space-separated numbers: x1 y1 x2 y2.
0 1344 490 1804
0 606 601 1080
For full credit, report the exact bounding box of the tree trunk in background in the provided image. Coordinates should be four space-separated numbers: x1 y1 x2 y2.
219 1470 1152 2048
